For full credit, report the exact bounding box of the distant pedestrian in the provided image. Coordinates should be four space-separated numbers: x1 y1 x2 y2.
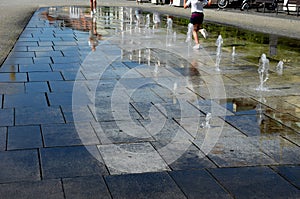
90 0 97 15
184 0 209 50
169 0 174 6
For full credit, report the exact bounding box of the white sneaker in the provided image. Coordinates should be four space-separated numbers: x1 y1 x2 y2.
200 29 208 39
193 44 201 50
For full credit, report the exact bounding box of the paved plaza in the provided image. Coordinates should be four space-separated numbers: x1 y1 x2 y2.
0 0 300 198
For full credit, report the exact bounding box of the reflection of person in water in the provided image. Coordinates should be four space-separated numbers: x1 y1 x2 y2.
153 12 161 29
89 17 102 51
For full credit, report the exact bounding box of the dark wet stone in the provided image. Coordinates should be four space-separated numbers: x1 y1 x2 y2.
225 114 294 136
170 170 231 199
0 108 14 126
19 63 52 72
0 127 6 151
41 123 99 147
15 106 65 125
63 176 111 199
274 166 300 189
209 167 300 198
0 150 40 183
28 71 63 81
7 125 43 150
3 93 48 108
105 172 186 199
40 146 108 179
0 179 64 199
25 82 49 93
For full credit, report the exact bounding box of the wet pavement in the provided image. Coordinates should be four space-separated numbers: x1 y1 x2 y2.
0 2 300 199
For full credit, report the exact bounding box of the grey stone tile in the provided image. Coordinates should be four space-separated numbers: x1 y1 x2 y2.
47 92 91 106
48 81 75 92
7 125 42 150
51 63 81 71
153 142 217 170
52 56 81 64
0 109 14 127
209 167 300 199
0 179 64 199
25 82 49 93
28 46 54 52
0 127 6 151
3 57 33 65
63 176 111 199
14 41 38 47
170 170 231 199
15 106 65 125
0 149 40 183
19 63 52 72
274 166 300 189
92 120 153 144
0 73 27 83
139 119 193 146
61 105 96 123
98 142 169 175
37 41 54 47
35 51 63 57
61 70 86 81
28 71 63 81
194 136 276 167
42 123 99 147
8 51 35 58
3 93 48 108
0 64 18 72
0 83 24 94
33 57 53 64
105 172 186 199
40 146 108 179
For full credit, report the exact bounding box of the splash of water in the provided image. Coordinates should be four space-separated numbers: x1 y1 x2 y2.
276 60 284 75
256 53 270 91
231 46 236 63
201 112 212 128
215 35 223 71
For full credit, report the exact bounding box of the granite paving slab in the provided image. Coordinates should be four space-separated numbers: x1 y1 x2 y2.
98 142 170 175
41 122 99 147
105 172 186 199
0 149 40 183
7 125 43 150
63 176 111 199
40 146 108 179
170 170 231 199
0 127 6 151
0 179 64 199
209 166 300 198
273 166 300 189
